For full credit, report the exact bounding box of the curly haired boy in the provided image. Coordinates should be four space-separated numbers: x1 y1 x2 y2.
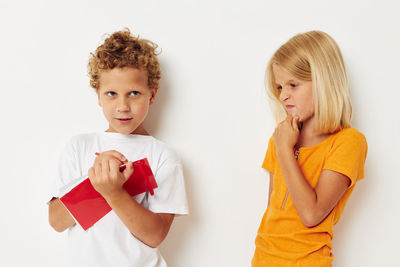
48 29 188 267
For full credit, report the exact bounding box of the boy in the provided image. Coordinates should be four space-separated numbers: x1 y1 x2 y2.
48 29 188 267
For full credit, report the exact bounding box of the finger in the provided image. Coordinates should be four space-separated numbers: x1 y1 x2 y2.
122 161 134 181
101 150 127 163
101 158 110 181
88 167 95 181
286 114 293 122
292 116 299 130
94 159 102 182
109 159 121 180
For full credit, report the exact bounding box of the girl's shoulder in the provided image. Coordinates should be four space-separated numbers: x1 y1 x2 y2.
334 127 366 142
330 127 368 151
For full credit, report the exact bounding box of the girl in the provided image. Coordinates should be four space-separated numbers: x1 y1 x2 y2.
252 31 367 266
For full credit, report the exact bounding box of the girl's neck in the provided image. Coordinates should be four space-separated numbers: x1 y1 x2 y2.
296 117 331 149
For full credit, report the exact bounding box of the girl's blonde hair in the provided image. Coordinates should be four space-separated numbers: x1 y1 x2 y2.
266 31 352 133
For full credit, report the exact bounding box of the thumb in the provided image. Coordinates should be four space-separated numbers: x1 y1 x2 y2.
122 162 134 181
292 116 299 130
286 114 293 122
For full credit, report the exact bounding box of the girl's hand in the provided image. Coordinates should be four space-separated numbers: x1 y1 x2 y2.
88 151 134 199
273 114 300 153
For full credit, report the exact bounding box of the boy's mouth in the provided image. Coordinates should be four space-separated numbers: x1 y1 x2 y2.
116 118 133 124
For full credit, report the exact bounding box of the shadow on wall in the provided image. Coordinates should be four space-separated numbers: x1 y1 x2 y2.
144 61 197 265
331 134 373 263
160 158 198 265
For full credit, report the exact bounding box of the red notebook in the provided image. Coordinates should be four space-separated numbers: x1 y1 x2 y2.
60 158 157 230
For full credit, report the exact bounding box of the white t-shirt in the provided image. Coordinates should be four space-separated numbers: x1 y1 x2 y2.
51 132 189 267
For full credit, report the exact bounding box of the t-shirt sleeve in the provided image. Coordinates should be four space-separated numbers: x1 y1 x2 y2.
49 136 84 201
323 129 368 188
144 148 189 215
262 137 276 173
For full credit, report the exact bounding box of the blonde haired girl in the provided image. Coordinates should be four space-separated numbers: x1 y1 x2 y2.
252 31 367 266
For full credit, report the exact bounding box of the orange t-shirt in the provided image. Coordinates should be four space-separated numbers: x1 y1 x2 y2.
252 127 367 267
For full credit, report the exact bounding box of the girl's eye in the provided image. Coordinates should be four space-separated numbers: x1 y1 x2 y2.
130 91 140 96
290 83 297 87
106 91 116 96
277 85 282 90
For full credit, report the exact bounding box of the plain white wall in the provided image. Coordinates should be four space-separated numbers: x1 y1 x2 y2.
1 0 399 266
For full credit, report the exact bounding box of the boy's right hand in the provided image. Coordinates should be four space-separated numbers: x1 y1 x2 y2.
95 150 128 164
88 150 134 199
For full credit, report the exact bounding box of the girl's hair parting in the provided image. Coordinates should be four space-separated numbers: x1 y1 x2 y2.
88 28 161 90
266 30 352 133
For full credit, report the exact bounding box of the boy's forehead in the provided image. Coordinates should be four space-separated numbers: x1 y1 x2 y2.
99 67 149 88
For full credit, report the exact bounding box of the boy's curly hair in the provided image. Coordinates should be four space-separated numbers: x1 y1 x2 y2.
88 29 161 90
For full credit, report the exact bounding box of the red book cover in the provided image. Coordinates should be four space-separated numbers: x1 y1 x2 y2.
60 158 157 230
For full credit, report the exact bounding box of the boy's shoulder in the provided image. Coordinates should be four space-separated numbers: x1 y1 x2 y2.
147 136 181 165
63 132 98 149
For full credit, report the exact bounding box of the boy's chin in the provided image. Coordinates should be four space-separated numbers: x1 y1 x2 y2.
106 126 135 134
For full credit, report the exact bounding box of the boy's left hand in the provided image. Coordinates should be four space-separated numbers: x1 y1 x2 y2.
88 152 134 199
273 114 300 153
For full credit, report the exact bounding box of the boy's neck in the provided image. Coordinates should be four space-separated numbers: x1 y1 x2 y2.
106 124 150 136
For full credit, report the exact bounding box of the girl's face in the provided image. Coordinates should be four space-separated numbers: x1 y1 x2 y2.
272 64 314 123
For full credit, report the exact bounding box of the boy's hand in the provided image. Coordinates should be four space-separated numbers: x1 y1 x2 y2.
273 114 300 154
88 151 134 199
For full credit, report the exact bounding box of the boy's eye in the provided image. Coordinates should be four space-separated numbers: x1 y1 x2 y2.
106 91 116 96
130 91 140 96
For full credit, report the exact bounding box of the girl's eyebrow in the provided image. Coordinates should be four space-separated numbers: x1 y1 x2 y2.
275 79 297 85
285 79 297 84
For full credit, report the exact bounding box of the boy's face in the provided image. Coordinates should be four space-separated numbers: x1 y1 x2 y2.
97 67 157 134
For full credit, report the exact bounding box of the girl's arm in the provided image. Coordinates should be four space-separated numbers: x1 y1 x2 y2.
277 148 350 227
48 198 76 232
88 152 174 248
274 115 350 227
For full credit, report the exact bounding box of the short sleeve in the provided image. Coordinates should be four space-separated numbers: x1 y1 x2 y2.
48 137 84 201
323 129 368 188
144 148 189 215
262 137 277 173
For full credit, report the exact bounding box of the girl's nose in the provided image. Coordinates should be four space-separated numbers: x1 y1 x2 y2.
279 86 290 102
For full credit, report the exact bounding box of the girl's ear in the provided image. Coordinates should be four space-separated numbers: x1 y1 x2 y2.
149 89 158 105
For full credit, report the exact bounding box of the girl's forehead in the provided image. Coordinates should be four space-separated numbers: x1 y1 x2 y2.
272 65 298 84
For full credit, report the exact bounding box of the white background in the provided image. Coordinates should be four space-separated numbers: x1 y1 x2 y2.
1 0 399 266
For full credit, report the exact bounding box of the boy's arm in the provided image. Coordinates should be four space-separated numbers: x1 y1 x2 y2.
106 191 174 248
48 198 76 232
89 152 174 248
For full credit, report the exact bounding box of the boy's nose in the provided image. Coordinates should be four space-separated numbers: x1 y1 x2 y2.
117 98 130 112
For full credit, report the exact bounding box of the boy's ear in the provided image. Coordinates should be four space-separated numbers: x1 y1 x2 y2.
149 89 158 105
